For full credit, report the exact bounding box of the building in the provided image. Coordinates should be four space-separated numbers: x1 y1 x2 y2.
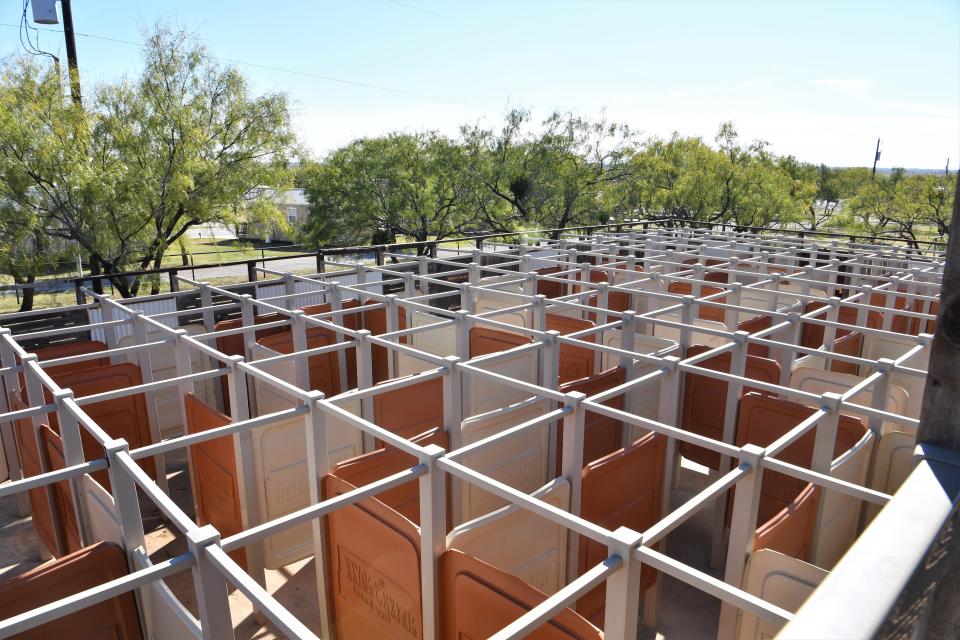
238 188 310 243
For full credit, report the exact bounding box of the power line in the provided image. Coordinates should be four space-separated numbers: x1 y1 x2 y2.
0 22 485 109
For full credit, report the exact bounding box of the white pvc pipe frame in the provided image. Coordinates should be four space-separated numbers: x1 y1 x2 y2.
0 225 943 640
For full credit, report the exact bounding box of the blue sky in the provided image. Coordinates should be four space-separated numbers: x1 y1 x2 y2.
2 0 958 168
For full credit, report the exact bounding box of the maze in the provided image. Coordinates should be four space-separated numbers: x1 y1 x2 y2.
0 224 942 639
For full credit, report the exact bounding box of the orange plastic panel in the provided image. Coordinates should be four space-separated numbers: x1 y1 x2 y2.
372 376 444 444
258 325 357 396
39 426 82 554
214 312 289 358
440 550 601 640
869 291 917 334
8 392 62 557
800 302 882 349
667 281 726 322
679 346 782 470
469 326 532 358
735 393 866 526
184 393 246 568
323 474 423 640
331 428 448 525
586 291 631 322
31 340 110 379
737 314 772 358
577 432 666 625
50 363 157 490
830 330 863 375
535 266 565 299
546 314 596 384
0 541 143 640
753 483 821 562
558 367 625 466
215 311 291 413
364 301 408 384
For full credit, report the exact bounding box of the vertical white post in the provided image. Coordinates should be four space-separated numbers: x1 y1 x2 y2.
98 296 120 355
0 330 29 516
442 356 464 524
186 524 234 640
355 330 375 453
418 444 447 640
53 389 90 546
303 390 334 639
104 439 149 634
283 273 296 310
540 330 560 478
602 526 645 640
809 392 841 563
226 355 267 591
710 331 749 570
132 312 168 494
717 443 765 640
561 391 587 581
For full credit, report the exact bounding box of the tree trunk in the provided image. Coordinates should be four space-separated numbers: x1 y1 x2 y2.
16 274 35 313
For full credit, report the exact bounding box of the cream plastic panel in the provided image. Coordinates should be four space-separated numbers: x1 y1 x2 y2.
464 348 538 418
777 281 829 300
132 552 203 640
611 268 645 286
397 312 456 376
601 332 679 441
739 287 800 318
860 333 929 421
600 330 679 371
447 479 570 595
251 343 299 413
736 549 827 640
814 431 874 569
652 313 730 348
544 301 582 320
789 368 909 435
628 278 667 317
119 324 213 439
81 475 122 545
458 398 550 522
865 430 916 522
474 275 530 330
249 393 362 569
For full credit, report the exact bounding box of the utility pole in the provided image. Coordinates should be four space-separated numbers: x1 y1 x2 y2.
871 137 881 179
947 158 951 176
61 0 81 105
31 0 80 105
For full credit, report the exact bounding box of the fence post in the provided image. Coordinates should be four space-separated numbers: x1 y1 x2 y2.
602 526 645 640
316 251 325 274
246 259 257 283
186 524 234 640
375 245 385 266
168 268 179 293
73 279 86 305
90 255 104 295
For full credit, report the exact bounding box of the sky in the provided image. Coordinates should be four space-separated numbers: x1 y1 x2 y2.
1 0 958 169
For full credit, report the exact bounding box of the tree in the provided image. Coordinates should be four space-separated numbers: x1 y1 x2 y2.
0 26 296 298
302 132 475 253
461 110 636 236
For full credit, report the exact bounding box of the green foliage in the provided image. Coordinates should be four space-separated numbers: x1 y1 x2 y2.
302 132 476 252
0 25 296 299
